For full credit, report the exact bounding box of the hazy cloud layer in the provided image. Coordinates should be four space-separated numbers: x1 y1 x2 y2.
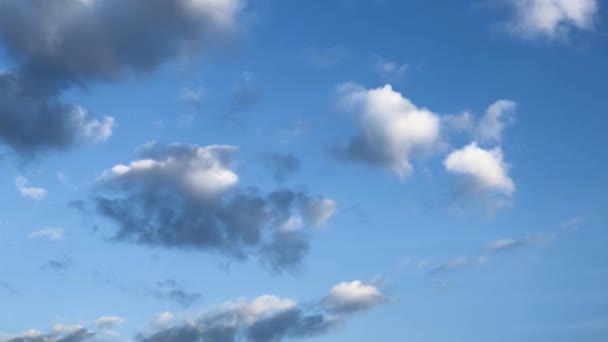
86 142 336 273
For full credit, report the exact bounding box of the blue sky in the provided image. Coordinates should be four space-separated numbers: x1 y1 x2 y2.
0 0 607 341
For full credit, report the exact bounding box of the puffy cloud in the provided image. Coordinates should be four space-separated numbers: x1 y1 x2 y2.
444 142 515 195
15 176 47 200
27 228 64 241
502 0 599 39
0 0 243 154
86 142 336 273
0 0 243 91
0 72 114 154
335 83 440 176
476 100 516 144
323 281 386 314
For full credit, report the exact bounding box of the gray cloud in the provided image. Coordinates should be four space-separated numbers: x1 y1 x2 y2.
4 280 385 342
0 281 19 296
259 153 301 183
0 72 113 155
153 279 202 308
5 326 94 342
139 280 384 342
84 142 336 273
0 0 243 154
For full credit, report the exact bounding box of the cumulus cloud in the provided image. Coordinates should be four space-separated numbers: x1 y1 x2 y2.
27 228 64 241
444 142 514 195
335 83 440 176
86 142 336 273
323 281 387 314
15 176 47 200
501 0 599 39
0 0 243 154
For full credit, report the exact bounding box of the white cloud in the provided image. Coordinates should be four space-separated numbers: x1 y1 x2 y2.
444 142 515 195
504 0 599 39
337 83 440 176
27 228 64 241
106 143 239 200
323 280 386 313
477 100 516 144
152 311 175 328
15 176 47 200
96 316 125 330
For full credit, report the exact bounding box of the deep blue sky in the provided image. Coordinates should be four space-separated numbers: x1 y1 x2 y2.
0 1 607 341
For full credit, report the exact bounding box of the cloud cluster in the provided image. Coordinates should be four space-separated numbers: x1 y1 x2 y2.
5 324 94 342
335 83 440 176
501 0 599 39
139 280 386 342
3 281 385 342
87 142 336 272
0 0 244 154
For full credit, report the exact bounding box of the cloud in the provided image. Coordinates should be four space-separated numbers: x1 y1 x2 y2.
42 260 72 272
485 233 555 251
139 280 385 342
335 83 440 176
153 279 202 308
372 55 408 79
85 142 336 273
2 281 386 342
0 281 19 296
444 142 514 195
4 325 94 342
27 228 64 241
95 316 125 330
430 256 469 275
225 72 264 118
500 0 599 39
259 153 301 183
0 0 243 154
476 100 516 144
322 281 387 314
15 176 47 200
0 0 243 91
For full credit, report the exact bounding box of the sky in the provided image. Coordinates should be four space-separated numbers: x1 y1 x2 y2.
0 0 607 341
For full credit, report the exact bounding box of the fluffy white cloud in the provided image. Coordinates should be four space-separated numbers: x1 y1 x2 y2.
337 83 440 176
477 100 516 144
15 176 47 200
444 142 514 195
27 228 64 241
107 143 239 200
323 280 386 313
505 0 599 39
